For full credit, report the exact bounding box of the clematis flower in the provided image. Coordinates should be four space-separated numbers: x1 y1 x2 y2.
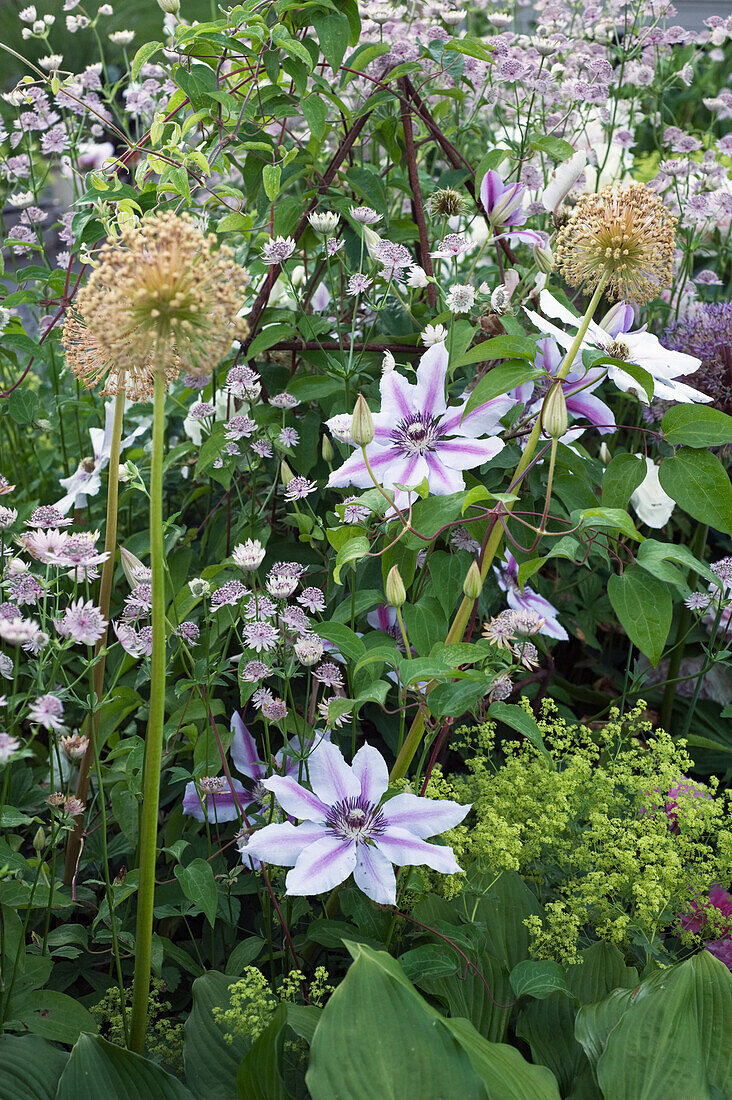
182 712 329 823
527 290 711 405
327 343 509 509
245 740 469 905
629 457 675 528
494 552 568 641
55 400 145 514
479 169 545 247
512 336 615 435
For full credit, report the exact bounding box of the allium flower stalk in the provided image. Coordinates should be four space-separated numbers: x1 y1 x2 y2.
555 182 676 304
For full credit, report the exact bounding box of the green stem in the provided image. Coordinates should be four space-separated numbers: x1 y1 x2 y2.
390 277 609 783
64 389 126 887
129 368 167 1054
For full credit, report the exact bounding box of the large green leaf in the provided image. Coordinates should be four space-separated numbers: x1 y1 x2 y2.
4 989 98 1045
659 448 732 535
463 362 540 415
662 405 732 448
184 972 249 1100
607 566 672 665
174 859 219 927
577 953 732 1098
443 1016 562 1099
237 1004 292 1099
0 1034 67 1100
601 454 646 510
56 1034 195 1100
306 943 486 1099
517 994 586 1096
471 870 543 971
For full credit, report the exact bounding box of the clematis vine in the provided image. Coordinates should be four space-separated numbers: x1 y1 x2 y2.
327 342 510 509
479 169 545 248
55 400 146 514
512 336 616 435
182 711 329 823
244 739 470 905
494 552 568 641
527 291 711 405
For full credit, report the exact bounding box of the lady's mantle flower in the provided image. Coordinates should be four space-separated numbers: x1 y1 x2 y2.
528 291 711 405
327 343 509 509
494 552 567 641
245 740 469 905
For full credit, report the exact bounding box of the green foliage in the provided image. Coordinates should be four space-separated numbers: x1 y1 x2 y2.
91 980 184 1075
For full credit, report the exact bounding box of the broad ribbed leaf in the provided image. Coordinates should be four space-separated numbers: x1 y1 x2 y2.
56 1034 194 1100
0 1035 67 1100
607 566 672 665
184 972 249 1100
659 448 732 535
443 1016 562 1099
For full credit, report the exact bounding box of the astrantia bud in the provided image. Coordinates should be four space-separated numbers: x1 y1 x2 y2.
542 383 568 439
307 210 340 236
188 578 211 599
295 635 324 666
120 547 150 588
533 243 555 274
350 394 374 446
232 539 266 571
385 565 406 608
158 0 180 12
463 561 483 600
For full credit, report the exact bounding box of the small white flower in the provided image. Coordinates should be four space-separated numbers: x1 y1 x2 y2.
108 29 135 45
420 324 447 347
308 210 340 235
445 283 476 314
406 265 429 288
19 6 37 23
8 190 34 209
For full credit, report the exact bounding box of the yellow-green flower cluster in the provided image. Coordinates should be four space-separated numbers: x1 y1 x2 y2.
427 701 732 964
214 965 332 1044
90 979 183 1072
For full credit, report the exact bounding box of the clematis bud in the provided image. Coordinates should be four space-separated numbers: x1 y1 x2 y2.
280 460 294 486
350 394 374 446
385 565 406 608
463 561 483 600
542 383 568 439
322 434 334 464
33 826 45 853
120 547 150 588
533 243 555 274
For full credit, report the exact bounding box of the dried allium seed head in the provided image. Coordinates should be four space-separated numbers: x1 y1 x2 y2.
62 212 250 401
429 188 466 217
554 182 676 304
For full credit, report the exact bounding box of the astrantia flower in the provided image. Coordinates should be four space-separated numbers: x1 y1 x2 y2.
227 365 261 402
245 740 469 905
308 211 340 236
278 427 299 449
375 240 412 277
61 734 89 760
0 732 21 763
283 477 317 502
349 206 381 225
494 552 567 641
28 693 65 731
270 393 299 410
243 620 279 653
347 273 372 296
555 182 676 304
314 662 344 688
25 506 72 528
431 233 470 259
17 528 69 564
0 507 17 530
114 621 153 658
211 580 249 609
225 415 256 442
241 660 271 682
260 236 296 265
327 343 509 509
421 323 447 347
445 284 476 314
482 611 517 650
56 599 107 645
298 587 325 613
175 621 200 645
528 291 711 405
62 212 250 398
0 615 42 646
294 635 324 666
232 539 266 571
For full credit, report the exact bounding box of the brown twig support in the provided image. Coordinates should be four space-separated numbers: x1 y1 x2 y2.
399 78 437 308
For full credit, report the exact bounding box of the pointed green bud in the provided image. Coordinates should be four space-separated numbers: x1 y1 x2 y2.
463 560 483 600
533 243 555 273
33 826 45 853
350 393 374 446
280 460 294 486
385 564 406 608
542 383 568 440
322 434 335 464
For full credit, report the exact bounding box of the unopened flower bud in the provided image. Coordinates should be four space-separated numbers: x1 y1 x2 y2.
120 547 149 588
542 383 568 439
533 243 555 274
322 433 335 464
350 394 374 447
33 826 45 853
188 577 211 599
489 183 524 227
280 460 294 486
463 561 483 600
158 0 180 11
599 442 612 466
385 565 406 608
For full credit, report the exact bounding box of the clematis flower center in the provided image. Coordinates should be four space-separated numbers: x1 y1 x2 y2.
606 339 630 361
326 796 386 842
391 413 444 456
